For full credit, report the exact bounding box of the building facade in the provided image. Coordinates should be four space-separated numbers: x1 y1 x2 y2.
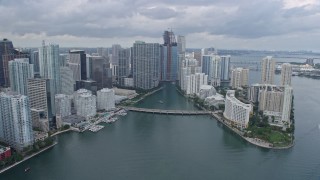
0 92 34 151
261 56 275 84
281 63 292 86
0 38 14 86
230 68 249 89
74 89 96 120
202 55 221 86
68 50 87 81
161 30 178 81
132 41 161 90
223 90 252 130
97 88 115 111
60 66 75 95
9 58 34 95
220 55 231 82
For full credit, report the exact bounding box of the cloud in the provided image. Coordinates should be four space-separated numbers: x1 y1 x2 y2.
1 0 320 50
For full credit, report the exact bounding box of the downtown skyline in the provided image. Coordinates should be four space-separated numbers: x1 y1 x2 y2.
1 0 320 51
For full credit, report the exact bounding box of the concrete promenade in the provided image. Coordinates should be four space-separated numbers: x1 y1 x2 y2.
120 106 210 115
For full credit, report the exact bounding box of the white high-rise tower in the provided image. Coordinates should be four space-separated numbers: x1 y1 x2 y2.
281 63 292 86
261 56 275 84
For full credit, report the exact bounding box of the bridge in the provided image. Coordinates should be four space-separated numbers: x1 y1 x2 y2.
120 106 211 115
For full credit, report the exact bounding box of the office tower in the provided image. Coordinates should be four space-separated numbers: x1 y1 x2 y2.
247 84 260 103
224 90 252 130
55 94 71 119
118 48 131 85
73 89 96 120
281 63 292 86
261 56 275 84
59 54 68 67
39 43 61 94
27 78 55 131
132 41 161 90
177 35 186 54
30 51 40 73
0 39 14 86
202 55 221 87
220 55 231 82
88 56 112 89
9 58 34 95
97 88 115 111
161 30 178 81
111 44 121 66
68 50 87 81
230 68 249 89
0 92 34 151
60 67 75 95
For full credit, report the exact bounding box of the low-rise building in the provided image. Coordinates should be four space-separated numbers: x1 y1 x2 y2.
198 85 216 99
0 146 11 161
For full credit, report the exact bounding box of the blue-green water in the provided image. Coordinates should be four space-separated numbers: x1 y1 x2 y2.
1 72 320 180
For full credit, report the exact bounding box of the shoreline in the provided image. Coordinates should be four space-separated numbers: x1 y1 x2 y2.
210 112 294 150
0 142 58 174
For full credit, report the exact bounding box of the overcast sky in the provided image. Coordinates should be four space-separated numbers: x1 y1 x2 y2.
1 0 320 51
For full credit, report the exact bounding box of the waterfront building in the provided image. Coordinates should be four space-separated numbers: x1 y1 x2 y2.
0 92 34 151
281 63 292 86
220 55 231 82
39 42 61 94
223 90 252 130
230 68 249 89
249 84 293 127
184 73 208 95
97 88 115 111
9 58 34 95
27 78 55 131
202 55 221 86
161 30 178 81
306 58 314 66
68 50 87 81
73 89 96 120
261 56 275 84
60 66 75 95
55 94 71 118
0 38 14 86
132 41 161 90
198 85 216 99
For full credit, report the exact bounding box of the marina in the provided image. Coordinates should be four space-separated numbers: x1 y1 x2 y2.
88 125 104 132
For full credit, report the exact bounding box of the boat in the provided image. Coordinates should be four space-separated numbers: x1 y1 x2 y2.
25 167 31 172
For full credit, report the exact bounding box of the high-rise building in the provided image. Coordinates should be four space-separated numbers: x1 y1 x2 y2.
0 39 14 86
60 66 75 95
118 48 131 83
9 58 34 95
261 56 275 84
161 30 178 81
27 78 55 131
177 35 186 54
230 68 249 89
132 41 161 90
30 51 40 73
68 50 87 81
2 53 29 87
59 54 68 67
0 92 34 151
306 58 314 66
97 88 115 111
202 55 221 86
55 94 71 123
39 43 61 94
184 73 208 95
223 90 252 130
88 56 112 89
73 89 96 120
220 55 231 82
111 44 121 66
281 63 292 86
